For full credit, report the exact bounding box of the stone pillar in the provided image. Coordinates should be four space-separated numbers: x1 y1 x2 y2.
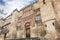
22 28 26 38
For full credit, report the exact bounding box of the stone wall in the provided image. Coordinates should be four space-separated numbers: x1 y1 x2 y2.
0 0 60 40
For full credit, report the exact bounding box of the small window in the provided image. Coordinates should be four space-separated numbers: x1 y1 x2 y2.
43 0 45 4
35 15 41 23
40 30 46 37
35 15 42 26
52 23 54 25
45 25 47 27
36 16 41 21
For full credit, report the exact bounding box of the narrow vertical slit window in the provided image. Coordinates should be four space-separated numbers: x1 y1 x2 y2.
43 0 45 4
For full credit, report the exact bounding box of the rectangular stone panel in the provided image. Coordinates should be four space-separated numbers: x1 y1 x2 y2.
40 2 56 22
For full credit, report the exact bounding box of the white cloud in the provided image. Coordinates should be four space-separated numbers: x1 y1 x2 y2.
0 0 37 19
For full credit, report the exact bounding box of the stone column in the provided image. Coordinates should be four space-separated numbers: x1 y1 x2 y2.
22 28 26 38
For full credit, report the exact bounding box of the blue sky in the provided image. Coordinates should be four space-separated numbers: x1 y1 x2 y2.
0 0 37 19
0 0 5 5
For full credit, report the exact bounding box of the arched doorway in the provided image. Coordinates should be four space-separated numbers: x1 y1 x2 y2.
25 22 30 38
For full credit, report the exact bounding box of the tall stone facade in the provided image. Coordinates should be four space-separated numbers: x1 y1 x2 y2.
0 0 60 40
